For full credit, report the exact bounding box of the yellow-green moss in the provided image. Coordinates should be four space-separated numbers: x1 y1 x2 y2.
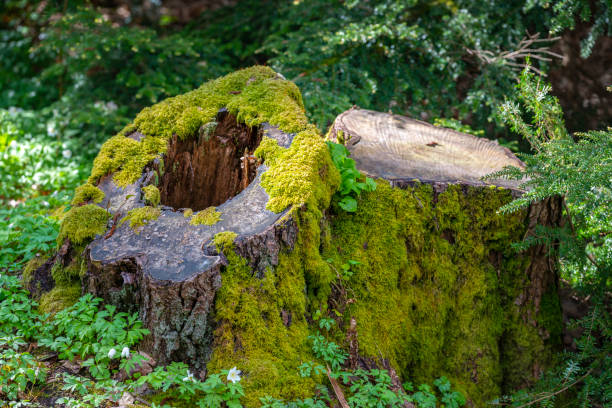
56 204 111 247
38 284 81 315
255 129 340 213
120 206 161 232
207 133 339 406
71 183 105 206
207 233 318 406
314 181 560 405
213 231 238 250
183 208 193 218
50 257 86 285
189 207 222 226
88 66 309 188
21 256 46 288
142 185 161 206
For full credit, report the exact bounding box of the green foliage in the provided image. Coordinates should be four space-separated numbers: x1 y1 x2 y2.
308 333 347 371
0 275 43 340
326 141 376 212
0 108 86 271
0 196 63 273
56 374 130 408
489 68 612 406
297 333 467 408
253 0 554 133
134 362 244 408
492 68 611 285
0 336 47 401
541 0 612 58
37 294 148 380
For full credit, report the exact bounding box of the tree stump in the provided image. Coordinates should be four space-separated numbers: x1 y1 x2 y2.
32 70 563 406
86 113 299 368
326 108 563 401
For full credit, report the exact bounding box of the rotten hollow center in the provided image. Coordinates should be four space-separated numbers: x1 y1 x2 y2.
159 111 262 211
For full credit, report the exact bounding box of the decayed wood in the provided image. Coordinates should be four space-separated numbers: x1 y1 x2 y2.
84 111 298 369
159 111 261 211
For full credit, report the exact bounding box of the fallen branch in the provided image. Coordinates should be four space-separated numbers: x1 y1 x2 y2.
327 365 350 408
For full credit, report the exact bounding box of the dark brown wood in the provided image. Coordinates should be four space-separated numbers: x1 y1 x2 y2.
159 111 261 211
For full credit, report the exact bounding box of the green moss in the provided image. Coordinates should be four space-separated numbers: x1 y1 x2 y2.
207 231 318 407
207 134 338 406
71 183 105 206
189 207 222 226
50 257 87 286
120 206 161 232
38 284 81 315
142 185 161 206
183 208 193 218
88 66 309 188
21 256 46 288
311 181 557 405
213 231 238 250
255 128 340 213
56 204 111 247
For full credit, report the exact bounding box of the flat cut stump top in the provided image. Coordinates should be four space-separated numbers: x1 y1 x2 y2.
331 109 525 190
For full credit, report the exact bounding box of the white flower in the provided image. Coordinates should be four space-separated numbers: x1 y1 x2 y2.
108 348 117 359
121 347 130 358
46 123 57 137
227 367 241 383
182 370 194 382
62 149 72 159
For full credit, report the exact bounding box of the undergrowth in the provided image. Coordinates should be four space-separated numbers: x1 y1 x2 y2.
0 274 466 407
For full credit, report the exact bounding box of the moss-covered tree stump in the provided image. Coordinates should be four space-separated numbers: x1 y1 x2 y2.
32 68 563 406
326 108 563 402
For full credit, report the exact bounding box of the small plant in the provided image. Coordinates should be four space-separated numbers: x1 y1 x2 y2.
0 275 43 340
56 374 129 408
326 141 376 212
0 336 47 401
37 294 149 380
308 333 348 371
134 362 244 407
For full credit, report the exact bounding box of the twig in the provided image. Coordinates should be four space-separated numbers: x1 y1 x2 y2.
466 33 561 76
491 368 593 407
327 365 350 408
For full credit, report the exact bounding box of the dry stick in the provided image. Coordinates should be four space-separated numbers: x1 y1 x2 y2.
513 368 594 408
466 33 561 76
327 365 350 408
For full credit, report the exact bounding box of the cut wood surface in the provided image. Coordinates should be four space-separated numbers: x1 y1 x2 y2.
330 108 525 190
